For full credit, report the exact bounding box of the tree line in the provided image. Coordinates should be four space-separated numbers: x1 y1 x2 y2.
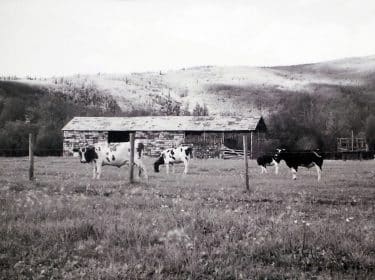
0 81 122 156
2 80 373 157
0 81 209 156
266 85 375 152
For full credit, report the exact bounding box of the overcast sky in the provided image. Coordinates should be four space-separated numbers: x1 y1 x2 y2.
0 0 374 76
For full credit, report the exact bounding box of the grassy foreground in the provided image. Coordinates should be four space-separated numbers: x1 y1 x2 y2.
0 157 374 279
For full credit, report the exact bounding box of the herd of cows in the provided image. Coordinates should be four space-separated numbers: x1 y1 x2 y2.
78 142 324 181
78 141 193 180
257 148 323 181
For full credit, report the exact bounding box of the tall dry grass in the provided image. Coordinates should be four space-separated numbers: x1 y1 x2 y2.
0 157 374 279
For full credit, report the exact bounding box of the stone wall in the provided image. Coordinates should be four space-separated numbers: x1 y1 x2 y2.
63 130 184 157
63 130 108 156
136 131 185 157
63 130 266 158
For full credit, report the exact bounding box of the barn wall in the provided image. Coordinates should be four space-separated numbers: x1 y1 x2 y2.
184 131 266 159
184 132 224 158
63 130 108 156
63 130 266 158
63 130 185 157
136 131 185 157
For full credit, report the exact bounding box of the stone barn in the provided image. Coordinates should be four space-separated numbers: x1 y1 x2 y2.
61 116 267 158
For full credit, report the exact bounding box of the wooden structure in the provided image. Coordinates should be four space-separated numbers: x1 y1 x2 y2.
129 133 135 183
29 133 34 181
337 131 367 152
336 132 369 160
62 116 267 159
25 116 34 181
337 137 367 152
243 135 250 191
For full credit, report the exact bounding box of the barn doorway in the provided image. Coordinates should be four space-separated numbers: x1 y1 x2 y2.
108 131 130 143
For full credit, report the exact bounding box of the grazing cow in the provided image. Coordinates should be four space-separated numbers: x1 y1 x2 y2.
256 155 280 174
273 148 323 181
78 141 148 180
154 146 193 174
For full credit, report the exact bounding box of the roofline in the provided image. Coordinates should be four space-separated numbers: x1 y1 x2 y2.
62 129 258 132
61 116 266 131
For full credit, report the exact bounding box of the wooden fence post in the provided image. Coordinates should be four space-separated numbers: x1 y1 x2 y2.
250 131 253 159
243 135 249 191
29 132 34 181
351 130 354 151
129 132 135 183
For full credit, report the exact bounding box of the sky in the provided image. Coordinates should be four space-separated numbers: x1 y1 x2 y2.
0 0 375 77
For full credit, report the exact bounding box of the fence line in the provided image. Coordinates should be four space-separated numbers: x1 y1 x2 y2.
0 148 374 160
0 148 63 157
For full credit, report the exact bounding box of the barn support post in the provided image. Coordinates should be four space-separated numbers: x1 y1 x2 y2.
129 132 135 183
351 130 354 151
243 135 250 192
250 131 253 159
29 132 34 181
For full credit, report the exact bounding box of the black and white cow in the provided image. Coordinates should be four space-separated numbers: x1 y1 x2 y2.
154 146 193 174
78 141 148 180
256 155 280 174
273 148 323 181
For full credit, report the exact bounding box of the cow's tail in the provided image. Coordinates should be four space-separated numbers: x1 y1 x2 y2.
313 150 323 158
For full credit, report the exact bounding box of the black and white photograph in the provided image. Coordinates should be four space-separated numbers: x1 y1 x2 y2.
0 0 374 279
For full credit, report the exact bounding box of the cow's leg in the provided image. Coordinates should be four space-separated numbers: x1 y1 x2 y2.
165 163 169 174
138 163 148 180
315 163 321 181
172 164 175 174
274 162 279 175
183 159 189 174
260 166 264 174
264 166 268 173
92 162 97 179
135 159 148 180
96 162 102 179
291 168 297 180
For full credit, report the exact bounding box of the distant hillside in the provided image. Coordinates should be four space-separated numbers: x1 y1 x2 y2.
1 55 375 153
5 55 375 116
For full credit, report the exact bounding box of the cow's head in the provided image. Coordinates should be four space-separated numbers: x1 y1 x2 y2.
275 148 285 154
154 154 165 172
78 146 98 163
274 148 286 162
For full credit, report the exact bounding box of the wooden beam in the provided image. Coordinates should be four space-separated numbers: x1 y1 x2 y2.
351 130 354 151
29 132 34 181
250 131 253 159
129 132 135 183
243 135 249 191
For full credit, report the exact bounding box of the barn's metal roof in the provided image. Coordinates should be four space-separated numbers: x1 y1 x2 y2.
62 116 265 132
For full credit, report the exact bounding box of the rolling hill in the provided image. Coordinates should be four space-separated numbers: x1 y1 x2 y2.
1 55 375 154
7 55 375 116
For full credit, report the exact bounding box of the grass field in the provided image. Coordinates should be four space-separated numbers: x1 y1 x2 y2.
0 157 374 279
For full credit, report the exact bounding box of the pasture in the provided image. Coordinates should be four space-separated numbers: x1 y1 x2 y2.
0 157 374 279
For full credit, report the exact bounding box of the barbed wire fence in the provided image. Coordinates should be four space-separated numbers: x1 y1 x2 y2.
0 148 63 157
0 148 374 159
